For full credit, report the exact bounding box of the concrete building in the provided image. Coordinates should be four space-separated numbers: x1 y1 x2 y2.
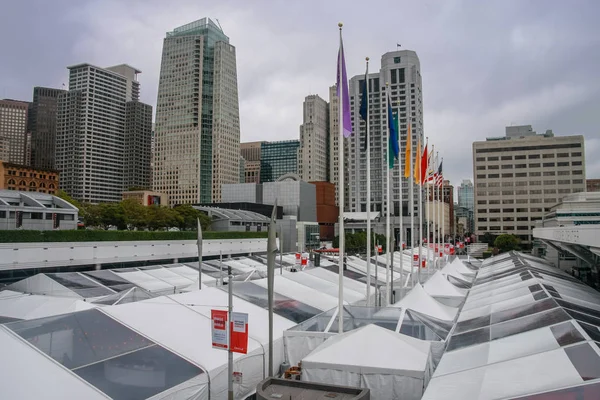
0 189 78 230
328 85 345 208
299 94 329 182
473 125 585 245
28 87 66 170
153 18 240 205
56 63 152 203
0 136 9 161
240 141 263 183
457 179 474 211
194 206 270 232
0 99 29 165
122 190 168 206
587 179 600 192
310 181 338 241
0 161 59 194
347 51 424 230
260 140 299 183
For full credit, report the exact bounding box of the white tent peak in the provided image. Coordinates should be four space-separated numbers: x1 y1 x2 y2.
424 271 468 298
393 283 459 321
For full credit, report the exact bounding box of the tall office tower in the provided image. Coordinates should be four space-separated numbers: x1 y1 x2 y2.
0 99 29 164
458 179 474 211
56 63 152 203
241 141 263 183
328 85 347 208
28 87 66 170
125 101 153 189
347 51 424 224
473 125 585 245
298 94 329 182
153 18 240 205
260 140 300 182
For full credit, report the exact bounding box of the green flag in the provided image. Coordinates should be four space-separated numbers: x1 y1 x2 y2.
388 111 399 169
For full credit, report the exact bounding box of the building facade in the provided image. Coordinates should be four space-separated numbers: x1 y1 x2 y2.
56 63 152 203
347 51 424 225
260 140 299 183
0 99 29 164
310 181 338 241
153 18 240 205
0 190 78 230
587 179 600 193
240 141 263 184
473 126 586 244
457 179 474 211
0 161 59 194
122 190 169 206
298 94 329 182
28 87 66 170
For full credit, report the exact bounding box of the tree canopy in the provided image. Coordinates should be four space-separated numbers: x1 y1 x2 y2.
494 234 521 253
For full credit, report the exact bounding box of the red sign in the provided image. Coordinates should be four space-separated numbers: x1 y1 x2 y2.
412 254 419 268
211 310 229 349
230 312 249 354
422 259 426 268
301 256 308 266
295 253 301 266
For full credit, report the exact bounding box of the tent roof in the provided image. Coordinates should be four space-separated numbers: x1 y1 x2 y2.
424 271 468 298
0 327 109 399
252 276 343 311
280 270 365 304
393 283 459 321
0 289 94 320
302 324 431 377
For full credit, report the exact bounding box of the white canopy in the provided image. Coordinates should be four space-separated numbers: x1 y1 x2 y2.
280 270 365 304
0 327 109 399
423 271 468 307
393 284 459 321
252 276 342 311
304 266 368 295
0 290 94 320
302 324 433 400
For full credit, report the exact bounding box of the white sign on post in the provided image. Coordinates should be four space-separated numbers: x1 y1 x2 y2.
211 310 229 350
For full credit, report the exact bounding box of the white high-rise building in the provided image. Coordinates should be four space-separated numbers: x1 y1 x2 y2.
345 50 424 237
298 94 329 182
153 18 240 206
56 63 152 203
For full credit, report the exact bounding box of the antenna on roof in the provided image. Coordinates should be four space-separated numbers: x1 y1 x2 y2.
215 18 224 32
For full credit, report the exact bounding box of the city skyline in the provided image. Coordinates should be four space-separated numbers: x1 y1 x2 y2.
1 0 599 186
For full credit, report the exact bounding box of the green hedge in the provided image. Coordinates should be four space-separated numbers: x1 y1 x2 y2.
482 250 493 259
0 230 268 243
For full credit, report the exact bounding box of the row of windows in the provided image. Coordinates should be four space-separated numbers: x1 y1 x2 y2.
476 163 582 170
475 152 582 162
475 142 582 153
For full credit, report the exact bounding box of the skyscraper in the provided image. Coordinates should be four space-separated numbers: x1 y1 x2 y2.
153 18 240 205
298 94 329 182
473 125 585 244
0 99 29 164
240 141 263 183
458 179 474 211
347 51 424 223
28 87 66 170
260 140 299 182
56 63 152 203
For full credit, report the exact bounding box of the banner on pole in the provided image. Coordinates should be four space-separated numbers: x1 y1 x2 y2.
295 253 301 266
412 254 419 268
211 309 229 350
230 312 249 354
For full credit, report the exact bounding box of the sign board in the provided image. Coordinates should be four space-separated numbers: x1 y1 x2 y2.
211 310 229 350
232 372 243 384
295 253 301 266
230 312 249 354
301 256 308 266
412 254 419 268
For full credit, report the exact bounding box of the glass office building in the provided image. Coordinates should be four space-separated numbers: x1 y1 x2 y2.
260 140 299 183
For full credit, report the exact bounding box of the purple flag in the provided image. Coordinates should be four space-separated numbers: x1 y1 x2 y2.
336 39 352 138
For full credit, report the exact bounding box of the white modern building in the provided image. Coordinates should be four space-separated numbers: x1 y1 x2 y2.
153 18 240 205
0 189 78 230
299 94 329 182
56 63 152 203
473 126 586 244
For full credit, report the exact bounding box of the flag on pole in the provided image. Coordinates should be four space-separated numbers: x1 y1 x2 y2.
435 160 444 187
414 137 421 185
420 142 429 185
404 123 411 179
387 96 399 169
359 71 368 150
337 37 352 138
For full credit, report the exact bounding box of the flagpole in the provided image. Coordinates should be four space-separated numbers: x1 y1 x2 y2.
365 57 372 306
418 139 425 284
409 134 415 286
397 104 404 303
385 82 391 308
337 22 345 333
441 157 445 265
426 144 434 270
433 152 438 269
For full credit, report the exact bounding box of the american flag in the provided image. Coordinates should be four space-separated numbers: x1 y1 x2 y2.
435 160 443 187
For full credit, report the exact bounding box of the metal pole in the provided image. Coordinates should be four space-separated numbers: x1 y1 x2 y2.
220 250 223 286
228 265 233 400
365 57 372 306
337 22 345 334
197 218 202 290
279 226 283 275
267 202 277 377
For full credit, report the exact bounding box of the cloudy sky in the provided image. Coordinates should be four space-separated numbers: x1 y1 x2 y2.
2 0 599 186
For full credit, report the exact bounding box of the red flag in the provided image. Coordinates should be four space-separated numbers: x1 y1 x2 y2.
420 144 428 184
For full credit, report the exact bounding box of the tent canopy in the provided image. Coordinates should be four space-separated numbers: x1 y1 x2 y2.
393 284 459 321
423 271 468 298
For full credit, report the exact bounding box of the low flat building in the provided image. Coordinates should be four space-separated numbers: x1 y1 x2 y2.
193 206 270 232
310 181 338 241
0 189 78 230
122 190 168 206
0 161 59 194
587 179 600 193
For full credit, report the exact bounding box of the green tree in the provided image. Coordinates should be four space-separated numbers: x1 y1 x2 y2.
482 232 497 247
55 189 82 209
147 205 180 231
120 199 148 230
173 204 211 231
332 232 388 254
98 203 126 230
494 234 521 253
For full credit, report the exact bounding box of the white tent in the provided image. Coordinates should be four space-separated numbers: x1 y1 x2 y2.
304 266 368 295
423 271 468 307
280 270 365 304
252 276 342 311
392 283 459 321
302 324 433 400
442 258 475 281
0 290 95 320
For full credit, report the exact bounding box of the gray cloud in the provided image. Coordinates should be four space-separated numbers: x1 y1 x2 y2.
1 0 599 187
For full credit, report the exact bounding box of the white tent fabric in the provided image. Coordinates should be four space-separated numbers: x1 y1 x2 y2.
347 256 402 282
6 274 82 298
0 327 109 399
393 284 459 321
302 324 433 400
447 258 475 278
441 261 472 282
102 296 264 400
304 266 368 295
423 271 467 307
280 270 365 304
0 290 94 320
252 276 342 311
